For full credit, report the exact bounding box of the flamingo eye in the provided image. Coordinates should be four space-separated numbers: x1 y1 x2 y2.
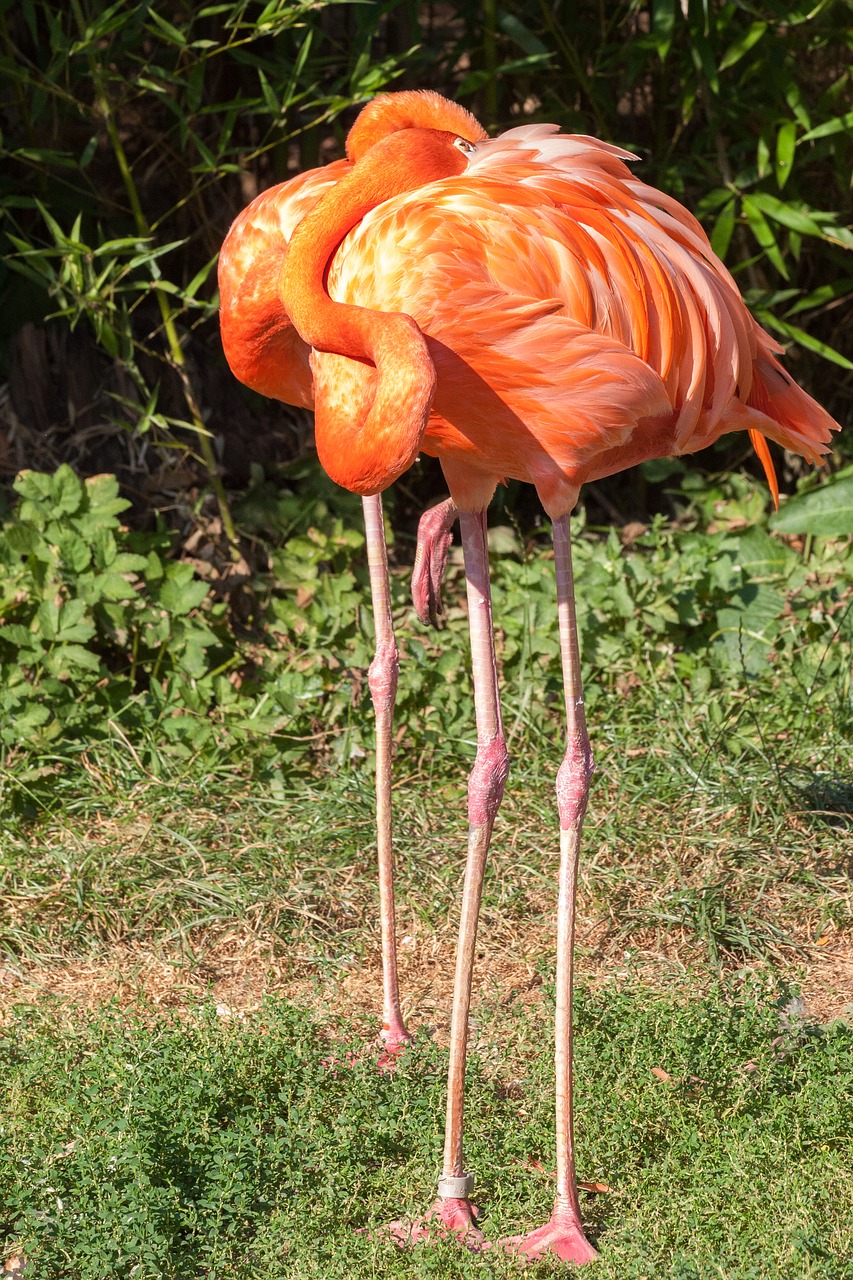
453 137 477 156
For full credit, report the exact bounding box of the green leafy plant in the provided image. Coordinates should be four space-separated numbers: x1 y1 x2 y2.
0 466 240 760
1 460 851 810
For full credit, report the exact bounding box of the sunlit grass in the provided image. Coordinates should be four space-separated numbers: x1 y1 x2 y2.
3 985 851 1278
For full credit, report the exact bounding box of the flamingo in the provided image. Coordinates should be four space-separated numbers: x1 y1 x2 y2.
218 90 838 1263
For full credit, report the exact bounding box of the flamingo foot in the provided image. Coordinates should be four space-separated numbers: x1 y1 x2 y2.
385 1196 485 1249
376 1022 414 1072
412 497 457 626
502 1209 599 1265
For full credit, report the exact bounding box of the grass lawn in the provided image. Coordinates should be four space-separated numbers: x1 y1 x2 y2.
1 476 852 1277
3 982 852 1279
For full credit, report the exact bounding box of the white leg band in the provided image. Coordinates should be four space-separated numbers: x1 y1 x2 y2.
437 1172 475 1199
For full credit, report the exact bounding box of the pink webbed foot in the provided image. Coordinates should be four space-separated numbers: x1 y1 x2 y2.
386 1197 485 1250
412 497 457 626
503 1209 599 1265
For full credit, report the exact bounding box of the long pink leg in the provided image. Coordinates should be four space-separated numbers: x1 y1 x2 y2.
412 496 457 626
362 494 411 1061
505 513 599 1263
389 507 508 1245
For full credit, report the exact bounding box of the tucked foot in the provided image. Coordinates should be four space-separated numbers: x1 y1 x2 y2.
386 1197 485 1249
502 1210 599 1265
412 497 457 626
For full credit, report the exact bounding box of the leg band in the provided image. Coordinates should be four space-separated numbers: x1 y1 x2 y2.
437 1173 475 1199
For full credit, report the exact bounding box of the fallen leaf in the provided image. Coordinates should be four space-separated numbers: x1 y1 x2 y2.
578 1180 612 1194
651 1066 673 1083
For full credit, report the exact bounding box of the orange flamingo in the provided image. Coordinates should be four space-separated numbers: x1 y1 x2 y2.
218 90 838 1263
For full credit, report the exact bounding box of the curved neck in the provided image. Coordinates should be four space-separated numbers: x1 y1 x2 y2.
279 129 468 494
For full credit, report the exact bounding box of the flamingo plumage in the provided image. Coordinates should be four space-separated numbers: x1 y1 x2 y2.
218 90 839 1263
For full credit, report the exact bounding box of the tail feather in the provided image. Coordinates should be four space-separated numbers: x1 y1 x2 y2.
748 428 780 509
746 353 837 467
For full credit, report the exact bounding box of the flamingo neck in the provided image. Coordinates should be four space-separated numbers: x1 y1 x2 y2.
279 128 473 495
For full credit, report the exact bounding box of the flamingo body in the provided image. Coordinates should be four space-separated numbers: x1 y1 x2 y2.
219 111 835 516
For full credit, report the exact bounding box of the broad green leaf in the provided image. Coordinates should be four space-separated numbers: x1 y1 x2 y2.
730 528 796 575
57 531 92 574
14 470 54 503
45 644 102 677
51 465 84 516
770 470 853 536
87 572 140 602
55 614 97 645
13 703 51 732
714 583 785 675
159 577 210 616
109 552 149 575
0 624 39 648
37 599 60 640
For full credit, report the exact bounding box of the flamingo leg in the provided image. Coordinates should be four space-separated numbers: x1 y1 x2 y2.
362 494 411 1063
388 508 508 1246
438 510 510 1232
412 496 457 626
505 512 599 1263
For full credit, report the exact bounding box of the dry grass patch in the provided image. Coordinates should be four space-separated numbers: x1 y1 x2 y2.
3 906 850 1035
2 760 851 1034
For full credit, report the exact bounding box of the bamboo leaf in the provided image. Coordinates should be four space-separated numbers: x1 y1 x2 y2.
748 192 825 238
775 121 797 190
144 9 187 45
651 0 677 60
760 314 853 369
799 111 853 144
719 21 767 71
742 197 788 279
709 198 736 260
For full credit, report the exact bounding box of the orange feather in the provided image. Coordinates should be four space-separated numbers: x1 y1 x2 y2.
218 91 838 516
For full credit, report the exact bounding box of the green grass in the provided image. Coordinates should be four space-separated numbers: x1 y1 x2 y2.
1 470 852 1275
1 676 849 976
2 984 851 1278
